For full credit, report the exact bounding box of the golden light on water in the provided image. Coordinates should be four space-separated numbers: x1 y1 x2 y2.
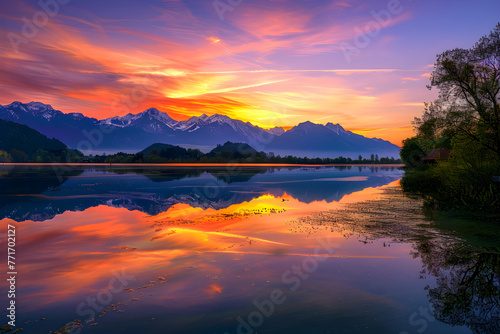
8 181 404 309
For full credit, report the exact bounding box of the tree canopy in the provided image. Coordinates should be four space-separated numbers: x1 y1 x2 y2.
400 23 500 215
413 23 500 157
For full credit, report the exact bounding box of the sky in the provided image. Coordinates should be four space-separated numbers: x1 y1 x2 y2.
0 0 499 145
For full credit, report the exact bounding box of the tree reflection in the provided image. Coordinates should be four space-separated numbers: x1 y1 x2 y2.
413 241 500 333
268 183 499 333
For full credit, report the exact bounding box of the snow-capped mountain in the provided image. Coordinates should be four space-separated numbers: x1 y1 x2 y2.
3 101 63 121
100 108 177 131
0 101 401 158
172 114 210 131
173 114 236 131
98 110 277 147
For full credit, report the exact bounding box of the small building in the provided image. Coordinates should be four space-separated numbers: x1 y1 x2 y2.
422 147 451 164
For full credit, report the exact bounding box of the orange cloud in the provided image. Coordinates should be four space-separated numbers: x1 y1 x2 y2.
0 0 427 145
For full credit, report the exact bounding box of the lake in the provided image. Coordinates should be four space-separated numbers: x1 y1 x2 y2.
0 165 498 334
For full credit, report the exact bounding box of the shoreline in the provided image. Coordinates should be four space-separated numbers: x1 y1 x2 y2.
0 163 405 167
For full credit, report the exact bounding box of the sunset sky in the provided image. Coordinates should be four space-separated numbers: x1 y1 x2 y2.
0 0 499 145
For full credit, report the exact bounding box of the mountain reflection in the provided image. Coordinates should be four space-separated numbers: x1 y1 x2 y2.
0 165 403 222
2 166 497 334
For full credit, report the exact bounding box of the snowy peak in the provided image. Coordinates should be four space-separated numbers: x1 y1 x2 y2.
139 108 176 125
7 101 54 111
4 101 61 121
174 113 239 131
100 113 134 127
100 108 177 128
198 114 209 122
26 101 55 112
172 114 209 131
208 114 232 123
101 109 254 135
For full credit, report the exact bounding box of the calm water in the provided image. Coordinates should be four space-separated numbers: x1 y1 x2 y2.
0 165 498 334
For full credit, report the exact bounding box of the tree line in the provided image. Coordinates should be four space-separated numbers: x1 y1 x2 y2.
400 23 500 217
82 147 401 165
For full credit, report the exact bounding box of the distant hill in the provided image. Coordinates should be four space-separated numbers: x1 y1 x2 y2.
209 141 258 155
139 143 176 155
139 143 202 160
82 141 402 164
138 141 262 161
0 119 81 162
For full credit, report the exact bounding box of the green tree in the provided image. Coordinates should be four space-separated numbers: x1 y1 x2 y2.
414 23 500 158
400 137 426 166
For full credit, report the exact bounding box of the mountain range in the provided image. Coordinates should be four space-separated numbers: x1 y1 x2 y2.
0 101 401 158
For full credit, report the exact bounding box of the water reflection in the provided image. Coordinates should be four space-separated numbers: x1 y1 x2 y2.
414 241 500 334
1 166 495 333
0 165 403 221
289 186 500 334
4 180 428 334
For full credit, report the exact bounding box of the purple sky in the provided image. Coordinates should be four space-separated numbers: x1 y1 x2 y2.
0 0 499 144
